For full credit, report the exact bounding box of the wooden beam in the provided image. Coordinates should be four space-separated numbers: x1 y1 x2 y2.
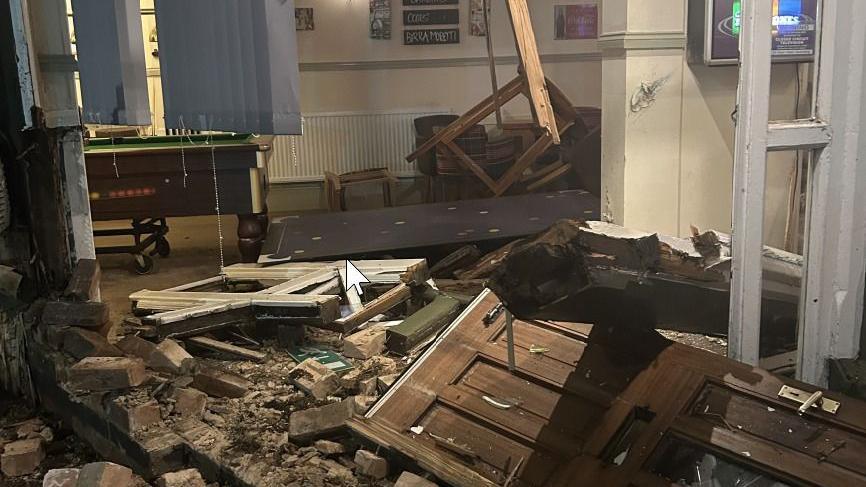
526 162 572 192
545 77 579 122
406 76 525 162
505 0 559 143
334 284 413 333
223 260 428 285
143 302 255 339
185 336 267 363
130 290 338 310
494 131 555 195
442 141 499 193
262 268 340 295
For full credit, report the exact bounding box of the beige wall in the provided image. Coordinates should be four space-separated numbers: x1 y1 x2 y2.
680 62 801 247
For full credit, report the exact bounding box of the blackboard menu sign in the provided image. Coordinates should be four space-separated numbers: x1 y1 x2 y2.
403 0 458 6
404 28 460 45
403 9 459 26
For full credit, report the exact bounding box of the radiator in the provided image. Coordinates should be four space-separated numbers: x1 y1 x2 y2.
268 110 451 183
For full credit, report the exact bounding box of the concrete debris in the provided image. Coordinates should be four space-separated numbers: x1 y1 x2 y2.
155 468 206 487
288 397 356 442
116 334 158 362
76 461 138 487
1 438 45 477
395 471 439 487
313 439 345 456
342 325 387 360
192 366 251 398
352 395 378 414
354 449 388 479
62 328 123 360
377 373 400 393
42 468 80 487
290 358 340 400
148 339 195 375
170 387 208 419
66 357 148 391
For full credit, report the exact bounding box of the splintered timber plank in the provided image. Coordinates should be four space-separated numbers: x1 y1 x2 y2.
407 76 525 163
262 268 340 295
222 260 429 285
185 336 267 362
505 0 559 143
334 283 413 333
130 291 337 309
143 302 255 339
526 162 572 192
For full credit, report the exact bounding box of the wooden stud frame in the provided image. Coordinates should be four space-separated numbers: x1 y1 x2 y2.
129 259 430 337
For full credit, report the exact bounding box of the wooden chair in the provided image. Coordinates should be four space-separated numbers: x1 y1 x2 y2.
324 168 398 211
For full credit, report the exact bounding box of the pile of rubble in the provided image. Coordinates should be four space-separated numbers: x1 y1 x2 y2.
18 258 452 485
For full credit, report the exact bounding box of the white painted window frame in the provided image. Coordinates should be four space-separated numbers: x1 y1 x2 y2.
730 0 866 386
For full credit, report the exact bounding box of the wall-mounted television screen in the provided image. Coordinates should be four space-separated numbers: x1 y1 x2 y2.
689 0 819 66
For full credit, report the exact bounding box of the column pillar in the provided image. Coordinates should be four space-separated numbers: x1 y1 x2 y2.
598 0 686 236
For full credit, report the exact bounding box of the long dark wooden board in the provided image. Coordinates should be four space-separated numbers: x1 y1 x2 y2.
260 190 599 262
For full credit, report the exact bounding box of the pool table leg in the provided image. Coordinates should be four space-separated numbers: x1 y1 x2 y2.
237 209 268 263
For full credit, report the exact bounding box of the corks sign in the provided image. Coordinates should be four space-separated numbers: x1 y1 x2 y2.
403 9 459 26
403 28 459 45
402 0 457 5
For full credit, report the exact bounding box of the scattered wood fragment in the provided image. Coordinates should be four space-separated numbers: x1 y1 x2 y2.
430 245 481 279
185 336 267 363
334 284 412 334
455 240 522 280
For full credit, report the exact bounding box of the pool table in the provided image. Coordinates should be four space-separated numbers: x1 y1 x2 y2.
84 134 272 267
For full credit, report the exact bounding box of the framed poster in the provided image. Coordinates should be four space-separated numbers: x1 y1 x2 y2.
469 0 486 36
403 0 457 5
404 28 459 45
370 0 392 40
403 9 459 26
295 8 314 31
554 4 598 40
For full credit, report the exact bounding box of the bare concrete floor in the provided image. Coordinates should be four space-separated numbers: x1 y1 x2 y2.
95 215 243 326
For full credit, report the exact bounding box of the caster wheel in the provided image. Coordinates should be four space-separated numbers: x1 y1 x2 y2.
155 237 171 257
133 254 154 274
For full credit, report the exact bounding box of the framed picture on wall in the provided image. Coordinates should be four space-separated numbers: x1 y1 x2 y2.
469 0 487 36
371 0 392 39
295 8 314 31
554 4 598 40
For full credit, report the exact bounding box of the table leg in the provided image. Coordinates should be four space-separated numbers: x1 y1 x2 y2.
237 211 267 263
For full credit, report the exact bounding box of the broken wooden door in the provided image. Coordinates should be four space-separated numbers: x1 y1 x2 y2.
350 291 866 487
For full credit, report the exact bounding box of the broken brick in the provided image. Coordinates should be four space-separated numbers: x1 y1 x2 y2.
290 358 340 400
353 395 378 414
170 387 207 418
149 339 195 375
156 468 206 487
395 471 439 487
116 334 158 361
62 328 123 360
108 397 162 432
76 462 135 487
66 357 148 391
192 366 250 398
288 397 356 441
1 438 44 477
42 300 109 329
354 449 388 479
313 439 345 456
378 373 400 393
42 468 80 486
342 325 387 360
